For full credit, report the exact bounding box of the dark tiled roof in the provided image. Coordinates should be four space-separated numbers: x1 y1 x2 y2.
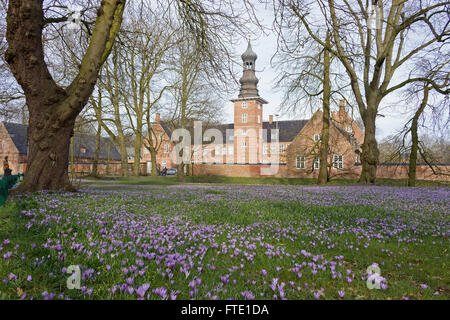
2 122 121 160
263 120 309 142
72 134 121 161
331 121 361 150
3 122 28 154
154 120 309 144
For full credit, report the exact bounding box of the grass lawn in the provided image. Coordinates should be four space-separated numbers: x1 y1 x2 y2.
0 184 448 300
82 174 450 187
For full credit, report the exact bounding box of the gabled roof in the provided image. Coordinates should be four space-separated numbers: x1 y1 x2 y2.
263 120 309 142
331 120 361 151
3 122 28 154
2 122 121 161
72 134 121 161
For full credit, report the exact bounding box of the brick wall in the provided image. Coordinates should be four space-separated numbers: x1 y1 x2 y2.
0 122 23 174
191 162 450 181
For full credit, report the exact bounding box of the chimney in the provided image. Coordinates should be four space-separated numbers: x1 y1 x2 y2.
269 115 273 124
339 100 346 113
155 113 160 123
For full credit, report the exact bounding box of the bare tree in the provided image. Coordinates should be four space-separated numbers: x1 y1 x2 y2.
276 0 450 183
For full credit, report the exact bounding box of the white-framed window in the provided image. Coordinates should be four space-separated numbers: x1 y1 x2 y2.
257 115 261 123
314 156 320 170
270 144 277 154
164 144 169 153
242 140 247 147
215 145 221 156
258 103 261 109
242 113 248 123
314 134 322 142
222 146 226 155
279 144 284 153
242 129 247 135
346 125 352 132
263 144 268 155
271 130 279 140
296 156 306 169
242 101 247 109
333 155 344 169
203 147 208 157
228 146 234 155
161 160 167 169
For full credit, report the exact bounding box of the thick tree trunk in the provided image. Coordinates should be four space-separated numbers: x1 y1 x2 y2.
5 0 124 192
359 107 379 184
318 32 331 185
15 110 76 193
408 87 429 187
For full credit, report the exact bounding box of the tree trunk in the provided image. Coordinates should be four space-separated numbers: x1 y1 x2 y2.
177 163 186 182
92 104 102 177
359 107 379 184
117 133 128 177
408 87 429 187
5 0 124 192
133 117 142 176
318 32 331 185
150 149 158 176
15 111 76 193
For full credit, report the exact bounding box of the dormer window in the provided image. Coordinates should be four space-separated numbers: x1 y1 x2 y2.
346 125 352 132
80 147 86 154
314 134 322 142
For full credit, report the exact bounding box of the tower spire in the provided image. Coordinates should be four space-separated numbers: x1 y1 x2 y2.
239 39 259 98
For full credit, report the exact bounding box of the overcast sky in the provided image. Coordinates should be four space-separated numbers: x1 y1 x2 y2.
219 5 427 142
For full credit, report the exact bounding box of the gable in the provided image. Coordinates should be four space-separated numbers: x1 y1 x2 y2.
2 122 28 154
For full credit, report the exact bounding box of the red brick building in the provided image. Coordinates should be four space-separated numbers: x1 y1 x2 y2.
142 41 366 178
0 122 122 175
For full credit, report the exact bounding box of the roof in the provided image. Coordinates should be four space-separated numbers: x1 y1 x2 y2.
3 122 28 154
72 134 121 161
2 122 121 161
155 119 308 144
263 120 309 142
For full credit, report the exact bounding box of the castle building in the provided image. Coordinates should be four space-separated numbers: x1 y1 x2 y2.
142 41 366 178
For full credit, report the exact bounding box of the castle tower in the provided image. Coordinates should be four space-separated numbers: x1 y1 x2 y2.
230 40 268 164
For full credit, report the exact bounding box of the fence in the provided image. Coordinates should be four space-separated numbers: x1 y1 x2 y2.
0 173 24 206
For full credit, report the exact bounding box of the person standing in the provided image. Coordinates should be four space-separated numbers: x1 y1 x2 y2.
3 156 11 176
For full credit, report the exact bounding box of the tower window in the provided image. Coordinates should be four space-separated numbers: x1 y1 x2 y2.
242 101 247 109
257 115 260 123
242 113 248 123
